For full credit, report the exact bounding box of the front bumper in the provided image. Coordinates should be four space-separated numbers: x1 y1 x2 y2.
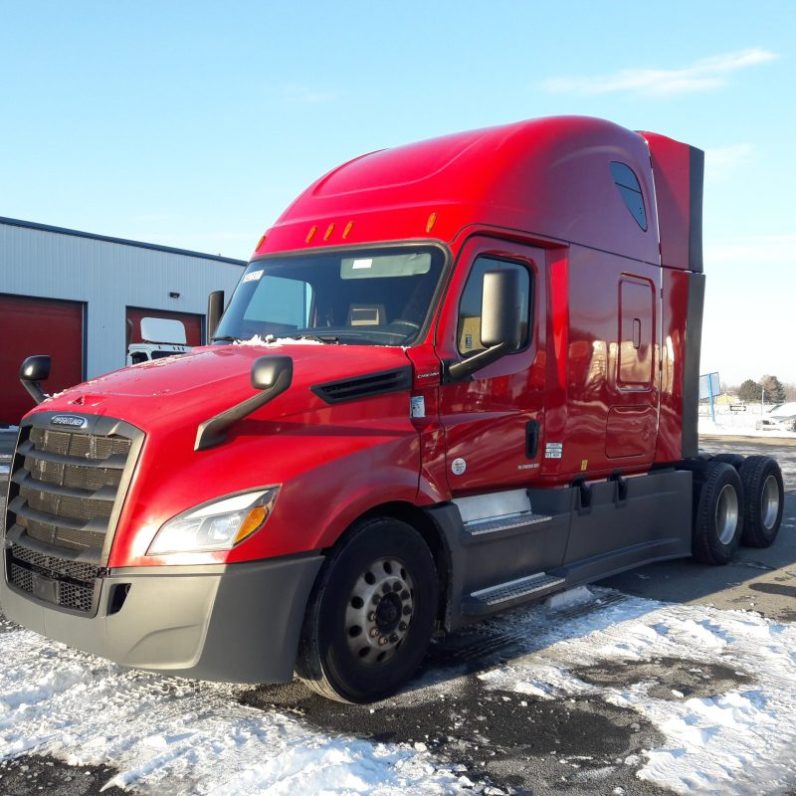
0 553 324 683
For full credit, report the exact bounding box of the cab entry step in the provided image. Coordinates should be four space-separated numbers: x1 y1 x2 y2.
462 572 565 616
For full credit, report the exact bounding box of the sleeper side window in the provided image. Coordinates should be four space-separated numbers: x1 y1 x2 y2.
610 161 648 231
457 256 531 357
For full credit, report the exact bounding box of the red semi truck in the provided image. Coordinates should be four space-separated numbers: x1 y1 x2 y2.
2 116 785 702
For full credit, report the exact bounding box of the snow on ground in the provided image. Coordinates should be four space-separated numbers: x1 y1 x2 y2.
1 588 796 795
476 589 796 795
698 408 796 438
0 632 470 795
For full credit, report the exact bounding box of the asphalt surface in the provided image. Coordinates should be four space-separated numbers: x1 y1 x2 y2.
0 432 794 795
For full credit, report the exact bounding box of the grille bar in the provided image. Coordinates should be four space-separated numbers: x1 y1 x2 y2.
28 428 131 460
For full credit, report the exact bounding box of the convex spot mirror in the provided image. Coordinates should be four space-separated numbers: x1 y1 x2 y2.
19 355 52 405
251 355 293 391
20 355 51 383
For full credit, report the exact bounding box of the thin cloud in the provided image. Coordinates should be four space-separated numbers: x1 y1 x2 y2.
543 48 777 96
704 143 755 180
705 234 796 266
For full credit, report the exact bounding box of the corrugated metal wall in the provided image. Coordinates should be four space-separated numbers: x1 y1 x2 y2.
0 220 245 379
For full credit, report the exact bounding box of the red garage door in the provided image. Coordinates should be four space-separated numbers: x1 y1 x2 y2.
0 294 84 425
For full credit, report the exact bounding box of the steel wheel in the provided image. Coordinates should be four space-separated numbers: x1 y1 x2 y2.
345 558 414 665
715 483 740 545
761 474 780 531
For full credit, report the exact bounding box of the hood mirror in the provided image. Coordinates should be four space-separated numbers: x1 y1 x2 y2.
195 355 294 451
19 355 51 405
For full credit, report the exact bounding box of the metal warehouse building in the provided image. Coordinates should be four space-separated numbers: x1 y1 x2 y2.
0 217 246 424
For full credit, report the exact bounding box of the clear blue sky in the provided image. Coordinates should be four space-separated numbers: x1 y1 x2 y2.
2 1 794 385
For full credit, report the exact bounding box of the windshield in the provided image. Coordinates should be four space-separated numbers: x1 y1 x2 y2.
214 245 445 346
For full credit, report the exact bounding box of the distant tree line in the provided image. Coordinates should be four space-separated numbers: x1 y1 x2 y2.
733 375 788 404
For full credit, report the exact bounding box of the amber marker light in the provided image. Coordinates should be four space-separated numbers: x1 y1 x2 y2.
255 233 267 250
342 221 354 239
426 212 437 233
233 504 269 545
306 225 317 243
324 223 335 241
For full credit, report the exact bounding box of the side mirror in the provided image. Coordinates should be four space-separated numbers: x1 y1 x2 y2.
19 355 51 404
481 270 522 349
447 269 523 381
207 290 225 343
251 355 293 391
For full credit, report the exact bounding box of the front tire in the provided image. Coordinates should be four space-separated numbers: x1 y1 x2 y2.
692 462 744 565
296 516 437 703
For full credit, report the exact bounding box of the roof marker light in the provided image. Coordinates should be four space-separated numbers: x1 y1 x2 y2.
256 234 267 250
324 223 335 241
426 212 437 233
342 221 354 239
306 225 317 243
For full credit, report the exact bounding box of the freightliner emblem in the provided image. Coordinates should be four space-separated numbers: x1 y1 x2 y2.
51 415 87 429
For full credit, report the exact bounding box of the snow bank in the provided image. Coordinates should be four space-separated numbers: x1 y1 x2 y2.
0 633 469 795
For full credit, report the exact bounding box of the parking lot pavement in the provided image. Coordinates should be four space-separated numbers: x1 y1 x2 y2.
0 436 794 795
601 436 796 622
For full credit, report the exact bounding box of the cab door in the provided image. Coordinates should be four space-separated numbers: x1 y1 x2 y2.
435 237 546 493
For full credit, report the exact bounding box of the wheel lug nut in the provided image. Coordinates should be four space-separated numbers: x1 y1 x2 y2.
399 622 407 631
369 628 379 638
368 611 377 622
382 583 391 594
390 633 398 643
378 636 388 646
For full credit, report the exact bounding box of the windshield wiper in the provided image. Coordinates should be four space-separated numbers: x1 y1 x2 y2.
211 335 242 343
287 333 340 344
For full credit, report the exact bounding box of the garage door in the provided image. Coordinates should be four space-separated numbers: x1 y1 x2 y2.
125 307 203 348
0 294 84 425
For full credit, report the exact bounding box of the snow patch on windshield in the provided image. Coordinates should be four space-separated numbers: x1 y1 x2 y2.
234 335 323 347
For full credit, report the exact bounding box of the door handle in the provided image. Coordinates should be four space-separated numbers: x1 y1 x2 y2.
525 420 540 458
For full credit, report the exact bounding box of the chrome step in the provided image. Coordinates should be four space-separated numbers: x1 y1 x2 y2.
463 572 565 615
464 512 552 539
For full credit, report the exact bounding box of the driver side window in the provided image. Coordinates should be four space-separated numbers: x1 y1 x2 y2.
457 257 531 356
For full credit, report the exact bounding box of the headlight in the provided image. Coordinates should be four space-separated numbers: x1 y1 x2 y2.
147 488 279 555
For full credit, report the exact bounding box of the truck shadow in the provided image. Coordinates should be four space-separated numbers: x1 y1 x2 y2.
241 589 681 795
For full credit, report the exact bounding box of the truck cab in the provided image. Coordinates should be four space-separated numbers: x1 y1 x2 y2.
2 117 784 702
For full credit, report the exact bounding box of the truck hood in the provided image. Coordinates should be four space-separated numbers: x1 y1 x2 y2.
39 341 414 433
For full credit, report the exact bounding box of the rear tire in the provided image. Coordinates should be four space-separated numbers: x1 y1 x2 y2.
296 516 437 703
739 455 784 548
711 453 745 469
692 462 744 565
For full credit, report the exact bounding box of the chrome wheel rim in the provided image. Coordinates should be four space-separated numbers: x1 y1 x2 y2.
345 558 414 665
716 483 740 545
761 474 780 531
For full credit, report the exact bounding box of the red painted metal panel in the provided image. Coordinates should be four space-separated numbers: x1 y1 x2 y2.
0 294 84 424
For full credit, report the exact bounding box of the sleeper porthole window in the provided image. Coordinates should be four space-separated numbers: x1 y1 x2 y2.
610 161 648 231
